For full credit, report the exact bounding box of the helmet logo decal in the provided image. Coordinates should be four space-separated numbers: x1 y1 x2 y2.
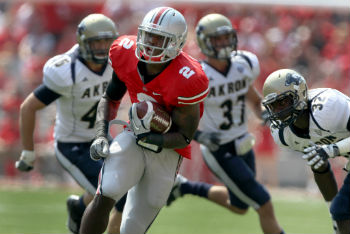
285 73 302 86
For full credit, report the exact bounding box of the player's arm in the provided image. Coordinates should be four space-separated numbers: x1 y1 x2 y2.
94 72 127 138
164 103 200 148
246 85 263 119
90 72 127 160
139 103 201 150
17 85 61 171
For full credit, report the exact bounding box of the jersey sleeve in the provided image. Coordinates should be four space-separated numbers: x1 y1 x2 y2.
176 75 209 106
42 54 74 97
312 89 350 132
172 58 209 106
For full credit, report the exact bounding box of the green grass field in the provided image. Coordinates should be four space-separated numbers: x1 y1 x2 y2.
0 185 334 234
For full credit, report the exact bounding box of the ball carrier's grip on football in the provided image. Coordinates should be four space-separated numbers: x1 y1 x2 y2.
132 101 172 153
136 101 172 134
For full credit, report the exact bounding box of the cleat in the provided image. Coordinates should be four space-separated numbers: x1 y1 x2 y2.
166 174 188 206
66 195 84 234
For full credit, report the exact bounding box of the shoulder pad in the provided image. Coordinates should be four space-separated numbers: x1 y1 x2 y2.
233 50 260 78
310 89 350 132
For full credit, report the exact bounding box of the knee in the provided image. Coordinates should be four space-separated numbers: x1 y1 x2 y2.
228 205 248 215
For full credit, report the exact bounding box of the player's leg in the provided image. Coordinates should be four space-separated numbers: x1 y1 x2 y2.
55 142 102 234
107 193 127 234
167 174 248 214
202 144 284 234
80 131 145 234
330 174 350 234
120 149 182 234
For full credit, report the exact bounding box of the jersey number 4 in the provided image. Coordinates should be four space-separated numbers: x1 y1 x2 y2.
81 101 99 129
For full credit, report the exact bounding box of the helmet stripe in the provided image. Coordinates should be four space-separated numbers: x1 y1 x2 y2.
152 7 171 25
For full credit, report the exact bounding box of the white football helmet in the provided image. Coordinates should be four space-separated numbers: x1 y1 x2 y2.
196 13 237 59
262 69 308 129
77 14 118 64
135 7 188 63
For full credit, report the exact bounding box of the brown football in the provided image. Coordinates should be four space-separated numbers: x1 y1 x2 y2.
136 101 172 134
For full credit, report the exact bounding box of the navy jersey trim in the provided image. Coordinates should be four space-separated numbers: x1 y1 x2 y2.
278 128 288 146
33 84 61 105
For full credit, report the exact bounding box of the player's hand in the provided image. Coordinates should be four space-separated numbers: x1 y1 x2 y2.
302 144 339 170
15 150 35 172
129 102 154 136
195 131 221 152
90 137 109 161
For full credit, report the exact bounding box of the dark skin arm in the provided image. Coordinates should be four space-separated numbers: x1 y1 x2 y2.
95 72 126 138
143 103 201 149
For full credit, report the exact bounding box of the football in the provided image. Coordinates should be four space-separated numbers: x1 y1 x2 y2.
136 101 172 134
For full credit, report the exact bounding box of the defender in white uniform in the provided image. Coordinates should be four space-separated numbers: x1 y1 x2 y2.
262 69 350 234
167 14 285 234
16 14 125 234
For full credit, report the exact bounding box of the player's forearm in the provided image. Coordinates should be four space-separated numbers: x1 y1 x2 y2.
143 104 199 149
19 103 36 151
95 96 120 138
334 137 350 155
312 163 338 202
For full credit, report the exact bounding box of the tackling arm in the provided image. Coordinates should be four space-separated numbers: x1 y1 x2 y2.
20 93 47 150
246 85 263 119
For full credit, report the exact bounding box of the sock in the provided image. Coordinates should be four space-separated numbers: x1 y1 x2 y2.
78 196 86 215
181 181 212 198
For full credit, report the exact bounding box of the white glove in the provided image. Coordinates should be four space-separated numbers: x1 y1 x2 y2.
90 137 109 161
302 144 340 170
196 131 221 152
129 102 154 137
235 134 255 156
16 150 35 172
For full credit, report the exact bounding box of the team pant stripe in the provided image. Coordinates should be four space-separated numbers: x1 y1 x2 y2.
200 145 260 209
55 146 96 195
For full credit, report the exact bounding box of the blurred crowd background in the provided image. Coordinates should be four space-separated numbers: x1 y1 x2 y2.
0 0 348 191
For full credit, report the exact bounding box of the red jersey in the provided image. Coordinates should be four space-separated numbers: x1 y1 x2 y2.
109 35 209 159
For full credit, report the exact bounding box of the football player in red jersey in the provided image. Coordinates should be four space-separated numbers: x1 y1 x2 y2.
80 7 209 234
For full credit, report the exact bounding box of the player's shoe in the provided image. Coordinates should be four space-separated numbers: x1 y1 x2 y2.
66 195 84 234
166 174 188 206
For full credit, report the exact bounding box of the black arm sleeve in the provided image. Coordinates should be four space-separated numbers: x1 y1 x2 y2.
33 84 61 105
105 72 127 101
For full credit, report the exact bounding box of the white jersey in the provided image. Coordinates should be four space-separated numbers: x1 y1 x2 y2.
271 88 350 157
199 50 260 144
43 44 113 142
